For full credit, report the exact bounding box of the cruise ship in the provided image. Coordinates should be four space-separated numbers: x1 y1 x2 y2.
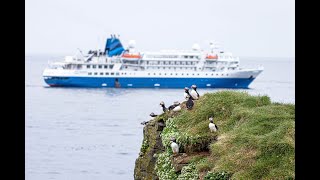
43 35 263 88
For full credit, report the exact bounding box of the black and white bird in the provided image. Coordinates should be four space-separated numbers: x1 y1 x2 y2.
168 102 177 111
170 137 179 155
184 87 192 101
186 95 194 110
190 85 200 100
208 117 218 132
160 101 168 113
172 101 181 112
140 121 149 125
150 112 158 118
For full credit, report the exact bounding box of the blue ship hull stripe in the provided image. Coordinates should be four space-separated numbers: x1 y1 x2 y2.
44 76 255 88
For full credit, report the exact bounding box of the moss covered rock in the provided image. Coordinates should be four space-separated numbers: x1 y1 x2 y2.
134 91 295 180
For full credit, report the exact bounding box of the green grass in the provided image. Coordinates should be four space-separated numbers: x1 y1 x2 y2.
156 91 294 179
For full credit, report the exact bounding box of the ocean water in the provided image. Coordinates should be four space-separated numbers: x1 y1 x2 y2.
25 54 294 180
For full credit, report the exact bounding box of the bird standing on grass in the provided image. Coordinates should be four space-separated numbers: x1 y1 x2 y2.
172 101 181 112
168 101 181 112
160 101 168 113
184 87 193 101
150 112 158 118
190 85 200 100
186 95 194 110
170 137 179 155
209 116 218 132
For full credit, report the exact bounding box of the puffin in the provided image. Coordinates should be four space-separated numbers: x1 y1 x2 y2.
184 87 192 101
150 112 158 118
186 95 194 110
208 116 218 132
160 101 168 113
170 137 179 155
190 85 200 100
140 121 149 125
172 101 182 112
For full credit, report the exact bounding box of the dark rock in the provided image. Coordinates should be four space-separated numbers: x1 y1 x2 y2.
134 119 165 180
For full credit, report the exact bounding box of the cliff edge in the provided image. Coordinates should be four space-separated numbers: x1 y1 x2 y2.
134 91 295 180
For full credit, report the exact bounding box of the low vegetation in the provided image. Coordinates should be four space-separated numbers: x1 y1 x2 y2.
153 91 294 179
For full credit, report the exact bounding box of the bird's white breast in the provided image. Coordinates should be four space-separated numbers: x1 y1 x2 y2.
209 123 217 132
190 90 199 100
184 92 189 100
173 106 181 112
171 142 179 153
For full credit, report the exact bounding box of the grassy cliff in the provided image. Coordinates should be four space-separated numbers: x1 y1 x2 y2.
135 91 295 180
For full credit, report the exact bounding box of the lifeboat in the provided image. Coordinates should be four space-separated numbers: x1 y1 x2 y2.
205 54 218 60
121 53 142 59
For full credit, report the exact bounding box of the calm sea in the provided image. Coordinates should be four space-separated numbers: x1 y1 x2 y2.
25 54 294 180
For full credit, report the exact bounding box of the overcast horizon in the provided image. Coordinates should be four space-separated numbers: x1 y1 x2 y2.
26 0 294 58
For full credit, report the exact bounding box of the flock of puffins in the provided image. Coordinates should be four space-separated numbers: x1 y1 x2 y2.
140 84 219 155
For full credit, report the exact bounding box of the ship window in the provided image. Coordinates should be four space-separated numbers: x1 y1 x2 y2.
176 73 178 75
159 73 161 75
190 56 193 58
110 65 114 69
154 73 156 75
184 56 188 58
93 65 96 68
192 73 194 75
164 73 166 75
116 72 119 75
88 72 92 75
100 72 103 75
211 73 214 76
170 73 173 75
197 73 199 76
121 73 124 75
168 67 171 69
124 73 126 75
94 72 98 75
104 65 108 68
106 72 109 75
180 67 182 69
226 74 228 76
111 72 114 75
221 74 223 76
148 73 150 75
216 74 218 76
174 67 176 70
181 73 184 75
186 73 189 76
98 65 102 69
158 67 160 69
206 74 208 76
163 67 165 69
87 65 90 68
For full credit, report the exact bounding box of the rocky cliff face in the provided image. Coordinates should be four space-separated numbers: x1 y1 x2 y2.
134 118 165 180
134 112 216 180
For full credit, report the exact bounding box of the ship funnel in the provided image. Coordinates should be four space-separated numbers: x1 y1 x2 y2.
104 34 125 57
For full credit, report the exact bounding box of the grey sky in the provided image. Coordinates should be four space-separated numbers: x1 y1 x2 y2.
26 0 294 58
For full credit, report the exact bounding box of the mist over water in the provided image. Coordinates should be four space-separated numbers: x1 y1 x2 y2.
26 54 294 180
